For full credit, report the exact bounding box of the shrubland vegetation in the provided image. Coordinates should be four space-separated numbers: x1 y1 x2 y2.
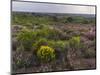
12 12 96 73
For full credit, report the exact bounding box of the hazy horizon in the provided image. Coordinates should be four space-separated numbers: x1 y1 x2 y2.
12 1 95 15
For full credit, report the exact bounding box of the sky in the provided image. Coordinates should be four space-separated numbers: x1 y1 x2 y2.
12 1 96 14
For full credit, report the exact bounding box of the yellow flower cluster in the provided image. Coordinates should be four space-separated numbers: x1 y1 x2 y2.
37 46 55 62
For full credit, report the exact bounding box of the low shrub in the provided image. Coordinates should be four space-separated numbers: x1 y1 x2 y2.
17 29 35 51
34 27 66 40
55 41 68 51
33 38 48 50
33 28 50 39
47 40 69 50
47 40 70 61
69 36 81 49
37 46 56 62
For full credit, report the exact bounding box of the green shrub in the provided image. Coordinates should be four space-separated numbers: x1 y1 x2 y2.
47 40 70 60
47 40 69 51
37 46 56 62
33 38 48 50
55 41 67 51
33 27 64 40
12 12 54 26
34 28 49 38
17 29 35 51
69 36 80 49
66 17 73 22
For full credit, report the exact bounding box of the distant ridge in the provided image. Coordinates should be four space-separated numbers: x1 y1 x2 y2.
12 11 96 18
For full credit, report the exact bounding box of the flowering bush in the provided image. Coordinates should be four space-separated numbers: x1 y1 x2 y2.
37 46 55 62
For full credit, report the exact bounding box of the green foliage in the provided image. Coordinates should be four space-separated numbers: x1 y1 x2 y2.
45 28 62 40
37 46 56 62
17 29 35 51
34 28 49 38
67 17 73 22
33 38 48 49
56 41 68 51
47 40 70 54
12 13 54 26
73 16 85 23
69 36 80 49
12 12 95 26
33 27 64 40
64 16 92 24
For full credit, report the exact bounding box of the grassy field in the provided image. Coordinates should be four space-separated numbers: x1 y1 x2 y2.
12 12 96 73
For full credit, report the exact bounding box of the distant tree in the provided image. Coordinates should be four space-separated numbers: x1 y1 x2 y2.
67 17 73 22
